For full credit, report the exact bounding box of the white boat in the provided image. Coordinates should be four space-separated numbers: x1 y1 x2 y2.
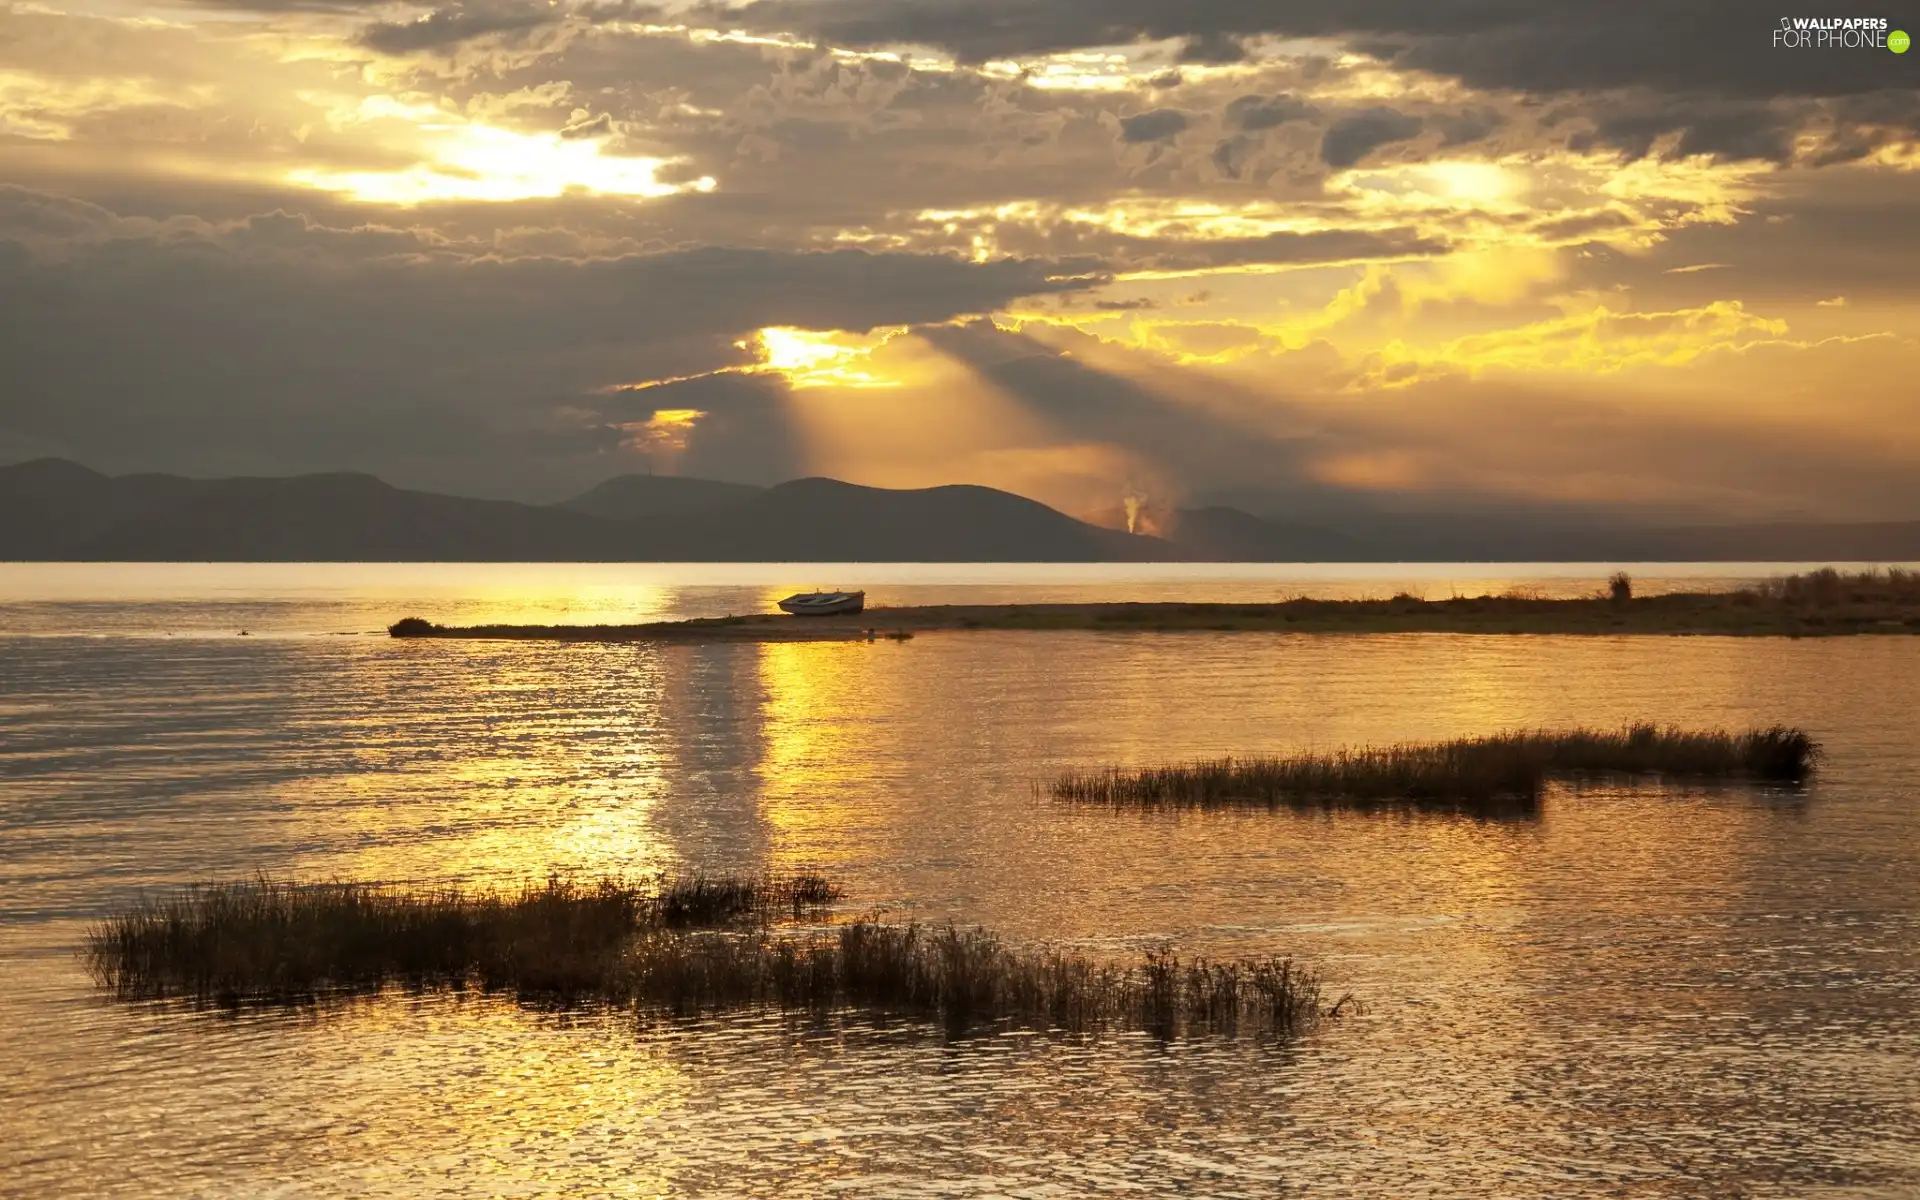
777 590 866 617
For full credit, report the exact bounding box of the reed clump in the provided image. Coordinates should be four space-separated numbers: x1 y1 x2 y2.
1051 725 1820 812
87 877 1344 1038
1748 566 1920 607
614 922 1343 1038
89 872 841 1005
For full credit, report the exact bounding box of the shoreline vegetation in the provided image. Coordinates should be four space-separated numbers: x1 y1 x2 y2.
1050 726 1820 814
87 874 1342 1037
388 568 1920 643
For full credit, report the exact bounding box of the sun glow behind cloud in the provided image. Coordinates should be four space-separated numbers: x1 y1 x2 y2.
624 407 704 447
978 52 1140 91
1336 160 1523 214
744 328 906 388
286 97 716 204
5 0 1917 523
609 327 908 398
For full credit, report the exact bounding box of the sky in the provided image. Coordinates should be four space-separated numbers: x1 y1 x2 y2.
2 0 1918 523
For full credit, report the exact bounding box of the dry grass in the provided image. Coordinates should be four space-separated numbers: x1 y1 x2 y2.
616 922 1343 1038
1050 725 1820 812
1749 566 1920 606
86 875 1345 1038
88 872 840 1005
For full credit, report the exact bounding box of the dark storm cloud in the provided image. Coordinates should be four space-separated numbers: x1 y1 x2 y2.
1224 93 1318 133
1175 31 1245 63
353 0 662 53
1209 137 1251 178
357 3 556 53
1809 89 1920 163
1571 101 1800 163
708 0 1479 65
1379 9 1913 101
1118 108 1190 143
712 0 1917 98
0 186 1101 496
930 218 1445 274
1573 168 1920 303
1319 107 1421 168
600 371 806 483
1435 108 1503 147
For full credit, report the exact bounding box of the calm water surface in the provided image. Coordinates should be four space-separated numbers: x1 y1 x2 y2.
3 564 1918 1197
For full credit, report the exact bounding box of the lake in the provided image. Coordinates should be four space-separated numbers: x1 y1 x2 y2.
3 563 1917 1196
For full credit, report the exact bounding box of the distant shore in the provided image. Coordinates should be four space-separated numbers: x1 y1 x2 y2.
390 571 1920 641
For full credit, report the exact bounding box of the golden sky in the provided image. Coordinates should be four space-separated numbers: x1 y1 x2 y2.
2 0 1917 522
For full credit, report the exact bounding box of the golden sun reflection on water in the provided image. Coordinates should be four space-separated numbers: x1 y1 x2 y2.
289 641 684 886
223 1002 694 1195
4 617 1920 1196
754 641 896 873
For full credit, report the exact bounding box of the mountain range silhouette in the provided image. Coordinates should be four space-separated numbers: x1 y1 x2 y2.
5 458 1918 562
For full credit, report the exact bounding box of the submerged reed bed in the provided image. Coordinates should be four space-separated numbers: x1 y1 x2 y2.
87 875 1344 1037
1051 725 1820 812
89 872 841 1005
618 922 1342 1038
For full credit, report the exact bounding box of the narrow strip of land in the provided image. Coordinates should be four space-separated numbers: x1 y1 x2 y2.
389 571 1920 642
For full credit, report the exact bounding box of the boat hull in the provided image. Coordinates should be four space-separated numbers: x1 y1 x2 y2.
776 591 865 616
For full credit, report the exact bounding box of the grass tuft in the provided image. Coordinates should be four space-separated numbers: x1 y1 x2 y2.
1051 725 1820 812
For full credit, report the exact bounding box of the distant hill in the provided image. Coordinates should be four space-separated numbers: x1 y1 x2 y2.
0 462 638 561
563 472 1159 560
0 460 1166 562
560 474 764 522
647 477 1165 562
0 459 201 558
5 458 1918 562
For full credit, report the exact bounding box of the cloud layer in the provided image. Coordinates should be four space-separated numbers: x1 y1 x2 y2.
0 0 1915 517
